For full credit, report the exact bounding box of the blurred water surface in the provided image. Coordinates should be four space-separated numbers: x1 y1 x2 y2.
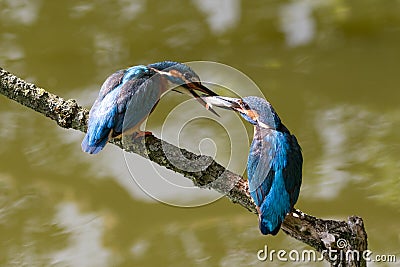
0 0 399 266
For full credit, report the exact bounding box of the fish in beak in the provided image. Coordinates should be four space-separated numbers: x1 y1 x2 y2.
202 96 243 111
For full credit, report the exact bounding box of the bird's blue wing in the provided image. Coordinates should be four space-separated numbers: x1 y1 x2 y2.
247 128 276 206
82 66 151 154
81 69 125 153
98 70 125 100
82 89 119 154
120 74 163 134
249 128 302 235
282 134 303 207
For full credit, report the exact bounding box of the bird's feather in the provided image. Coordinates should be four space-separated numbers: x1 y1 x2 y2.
97 70 125 100
82 89 119 153
121 75 163 133
282 134 303 207
82 66 153 154
247 126 302 235
247 127 275 204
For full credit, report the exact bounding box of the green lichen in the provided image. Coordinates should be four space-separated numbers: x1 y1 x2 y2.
36 88 46 97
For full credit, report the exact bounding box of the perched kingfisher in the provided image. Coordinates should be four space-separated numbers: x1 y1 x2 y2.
82 61 218 154
204 96 302 235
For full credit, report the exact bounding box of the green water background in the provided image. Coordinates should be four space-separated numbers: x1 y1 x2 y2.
0 1 399 266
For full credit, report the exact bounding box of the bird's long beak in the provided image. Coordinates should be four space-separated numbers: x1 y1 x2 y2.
185 83 220 117
151 68 220 116
190 83 218 97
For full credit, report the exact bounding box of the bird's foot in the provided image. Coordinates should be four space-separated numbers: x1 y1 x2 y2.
255 206 261 215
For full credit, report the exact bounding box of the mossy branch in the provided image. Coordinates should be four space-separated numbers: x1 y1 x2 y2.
0 67 367 267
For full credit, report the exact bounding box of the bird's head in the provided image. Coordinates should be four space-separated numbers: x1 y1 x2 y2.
148 61 217 96
203 96 282 129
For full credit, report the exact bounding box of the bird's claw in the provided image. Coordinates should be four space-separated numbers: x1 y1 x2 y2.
255 205 261 215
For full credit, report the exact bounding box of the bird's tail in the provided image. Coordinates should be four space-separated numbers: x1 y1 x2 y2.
81 132 108 154
258 215 282 235
257 189 291 235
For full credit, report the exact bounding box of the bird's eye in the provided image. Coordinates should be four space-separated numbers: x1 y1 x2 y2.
183 72 193 80
237 99 249 109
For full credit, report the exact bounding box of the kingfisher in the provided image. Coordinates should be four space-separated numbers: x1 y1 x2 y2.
204 96 302 235
82 61 218 154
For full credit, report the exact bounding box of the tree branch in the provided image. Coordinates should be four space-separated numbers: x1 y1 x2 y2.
0 67 368 267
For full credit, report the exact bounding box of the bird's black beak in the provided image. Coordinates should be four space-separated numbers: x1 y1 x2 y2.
151 67 220 116
189 82 218 97
183 82 220 117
